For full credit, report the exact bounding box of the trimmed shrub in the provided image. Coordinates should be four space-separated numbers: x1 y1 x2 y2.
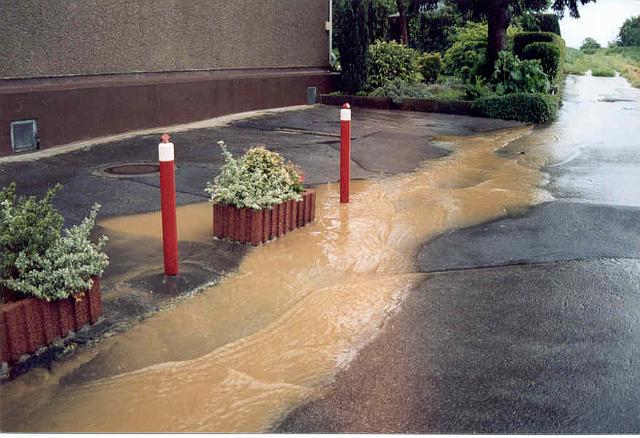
513 32 558 58
366 40 421 90
418 53 442 84
206 142 304 209
0 183 109 301
521 13 561 36
522 42 562 80
472 93 558 124
370 78 433 104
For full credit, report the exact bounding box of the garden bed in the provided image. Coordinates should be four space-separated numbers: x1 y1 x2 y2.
319 94 476 117
214 190 316 245
0 278 102 364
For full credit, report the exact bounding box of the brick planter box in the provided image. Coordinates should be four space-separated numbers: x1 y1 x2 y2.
213 190 316 245
0 278 102 364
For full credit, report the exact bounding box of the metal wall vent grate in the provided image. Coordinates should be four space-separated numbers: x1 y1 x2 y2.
10 120 38 153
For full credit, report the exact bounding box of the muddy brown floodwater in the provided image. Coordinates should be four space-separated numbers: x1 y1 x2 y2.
0 126 550 432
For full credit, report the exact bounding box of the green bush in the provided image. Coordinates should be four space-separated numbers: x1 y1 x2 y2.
366 40 421 90
472 93 558 124
442 22 488 81
0 183 63 283
367 0 392 43
0 183 109 301
513 32 558 58
337 0 369 93
582 48 597 55
618 15 640 46
522 42 562 80
206 142 304 209
492 51 550 94
370 78 433 104
521 13 561 36
409 4 462 54
418 53 442 84
591 67 616 77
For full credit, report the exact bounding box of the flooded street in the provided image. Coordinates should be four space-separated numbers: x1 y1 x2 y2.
1 124 546 432
2 73 638 433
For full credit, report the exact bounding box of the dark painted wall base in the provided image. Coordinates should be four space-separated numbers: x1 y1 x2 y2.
0 68 336 157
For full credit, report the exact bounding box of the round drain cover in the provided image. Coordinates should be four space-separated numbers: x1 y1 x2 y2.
102 163 160 176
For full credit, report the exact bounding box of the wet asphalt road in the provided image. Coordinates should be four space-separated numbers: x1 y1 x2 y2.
276 75 640 433
0 105 520 378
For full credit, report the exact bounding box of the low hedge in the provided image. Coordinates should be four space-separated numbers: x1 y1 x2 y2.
521 42 562 81
472 93 558 124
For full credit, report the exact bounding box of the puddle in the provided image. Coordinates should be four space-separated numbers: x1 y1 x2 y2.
0 126 548 432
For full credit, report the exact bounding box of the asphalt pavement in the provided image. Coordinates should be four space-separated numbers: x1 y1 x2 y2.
276 74 640 433
0 104 519 377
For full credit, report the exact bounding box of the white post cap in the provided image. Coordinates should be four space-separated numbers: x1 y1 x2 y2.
158 142 175 162
340 108 351 121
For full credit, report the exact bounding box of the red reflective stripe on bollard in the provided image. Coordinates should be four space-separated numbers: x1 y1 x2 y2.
159 134 179 276
340 103 351 204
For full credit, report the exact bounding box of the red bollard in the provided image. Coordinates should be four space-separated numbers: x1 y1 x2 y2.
159 133 178 276
340 103 351 203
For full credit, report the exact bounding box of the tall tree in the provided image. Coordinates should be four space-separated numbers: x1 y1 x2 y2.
453 0 596 74
396 0 410 44
618 15 640 47
338 0 370 93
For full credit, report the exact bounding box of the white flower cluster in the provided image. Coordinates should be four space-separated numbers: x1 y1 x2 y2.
205 141 304 210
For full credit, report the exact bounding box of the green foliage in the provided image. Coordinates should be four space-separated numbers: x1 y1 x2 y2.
367 0 392 43
521 41 562 79
337 0 370 93
418 53 442 83
513 31 558 58
618 16 640 47
206 142 304 210
409 4 463 54
442 22 488 81
370 78 434 103
472 92 558 124
519 13 561 36
581 48 597 55
0 183 63 282
580 37 601 51
492 51 550 94
366 40 421 90
591 67 616 77
1 184 108 301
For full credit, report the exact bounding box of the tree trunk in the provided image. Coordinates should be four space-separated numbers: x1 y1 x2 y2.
486 1 510 76
396 0 409 45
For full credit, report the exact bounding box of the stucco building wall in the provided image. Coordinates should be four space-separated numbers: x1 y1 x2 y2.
0 0 334 156
1 0 329 79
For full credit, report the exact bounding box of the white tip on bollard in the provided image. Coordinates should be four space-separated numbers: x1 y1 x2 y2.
340 107 351 121
158 142 175 162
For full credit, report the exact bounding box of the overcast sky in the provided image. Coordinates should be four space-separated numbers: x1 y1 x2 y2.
559 0 640 48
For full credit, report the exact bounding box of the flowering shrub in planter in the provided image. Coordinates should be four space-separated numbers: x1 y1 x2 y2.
0 183 109 364
206 142 315 245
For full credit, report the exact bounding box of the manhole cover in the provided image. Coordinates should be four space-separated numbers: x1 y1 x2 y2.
100 163 160 177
